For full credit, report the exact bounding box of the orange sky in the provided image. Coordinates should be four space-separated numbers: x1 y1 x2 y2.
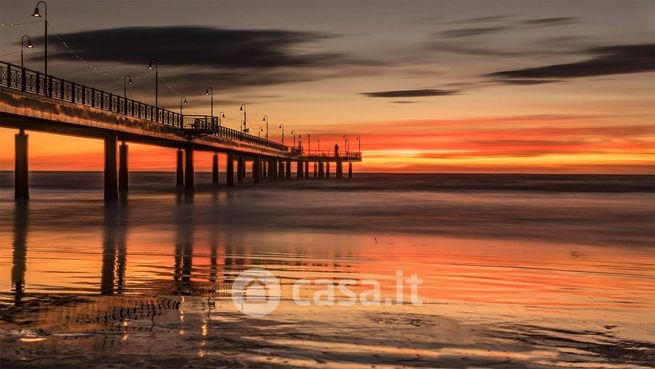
1 1 654 173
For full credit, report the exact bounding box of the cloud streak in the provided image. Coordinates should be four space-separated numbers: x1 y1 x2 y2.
362 89 459 98
487 43 655 81
34 26 343 69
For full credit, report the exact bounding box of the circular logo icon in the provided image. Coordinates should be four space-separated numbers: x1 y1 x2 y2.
231 268 281 316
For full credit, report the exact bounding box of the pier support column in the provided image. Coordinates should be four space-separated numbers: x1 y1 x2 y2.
237 157 244 183
119 141 128 192
184 145 194 192
296 161 302 178
254 157 261 183
14 129 29 199
326 162 331 179
268 159 275 180
336 160 343 179
226 152 234 187
313 163 318 178
304 162 309 178
104 133 118 202
286 161 291 179
176 149 184 188
212 153 219 185
348 162 353 178
318 162 324 179
279 161 284 178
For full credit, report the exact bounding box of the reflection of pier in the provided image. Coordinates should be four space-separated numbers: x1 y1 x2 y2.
8 201 355 305
0 62 362 201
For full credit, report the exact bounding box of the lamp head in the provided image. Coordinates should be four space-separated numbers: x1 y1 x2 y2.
26 40 33 48
205 88 210 95
128 78 132 85
183 98 188 105
240 106 243 111
32 7 41 17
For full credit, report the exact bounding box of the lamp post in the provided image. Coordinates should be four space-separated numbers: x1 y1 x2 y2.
179 97 187 114
307 133 311 153
291 130 295 147
258 126 263 138
357 136 361 152
279 124 285 144
219 112 225 126
317 137 320 151
30 1 47 75
20 35 33 68
240 104 248 133
148 58 158 112
205 87 213 117
343 135 349 153
262 115 269 140
123 75 132 99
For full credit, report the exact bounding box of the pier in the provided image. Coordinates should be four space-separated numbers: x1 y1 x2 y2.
0 61 362 200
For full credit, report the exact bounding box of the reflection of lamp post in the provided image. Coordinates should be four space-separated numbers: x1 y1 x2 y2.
20 35 33 68
148 59 159 113
279 124 285 144
262 115 269 140
31 1 47 75
123 75 132 99
205 87 213 117
179 96 187 114
240 104 248 133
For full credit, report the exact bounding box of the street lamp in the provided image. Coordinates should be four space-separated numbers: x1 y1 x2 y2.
356 136 361 152
179 97 187 114
343 135 349 153
317 137 320 151
262 115 269 140
307 133 311 153
240 104 249 133
20 35 33 68
279 124 285 144
218 112 225 126
291 130 295 147
205 87 213 117
123 75 132 99
258 126 263 138
31 1 47 76
148 58 158 113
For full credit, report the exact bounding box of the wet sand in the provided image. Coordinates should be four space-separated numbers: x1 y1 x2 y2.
1 173 654 368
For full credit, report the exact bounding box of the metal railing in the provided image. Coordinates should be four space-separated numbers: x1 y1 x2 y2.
0 61 290 152
302 150 362 160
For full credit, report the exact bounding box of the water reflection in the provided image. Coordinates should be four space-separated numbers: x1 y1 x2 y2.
101 204 127 295
11 200 28 306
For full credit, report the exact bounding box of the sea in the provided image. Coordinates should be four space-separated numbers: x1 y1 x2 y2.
1 172 654 368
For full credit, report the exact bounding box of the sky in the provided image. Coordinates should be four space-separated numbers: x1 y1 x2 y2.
0 0 653 173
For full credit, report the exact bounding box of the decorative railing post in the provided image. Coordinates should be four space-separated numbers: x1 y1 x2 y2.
21 66 26 92
71 82 76 102
6 63 11 88
47 75 53 97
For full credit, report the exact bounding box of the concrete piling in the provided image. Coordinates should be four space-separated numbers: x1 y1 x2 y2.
119 141 128 192
226 152 234 187
184 145 194 192
104 133 118 202
212 153 219 185
176 149 184 188
14 129 29 199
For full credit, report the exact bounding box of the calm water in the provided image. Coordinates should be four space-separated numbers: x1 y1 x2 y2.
1 172 654 368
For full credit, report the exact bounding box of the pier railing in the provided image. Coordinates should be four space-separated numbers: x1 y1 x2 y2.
302 150 362 160
0 61 289 152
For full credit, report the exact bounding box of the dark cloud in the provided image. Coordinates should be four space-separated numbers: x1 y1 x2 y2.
487 44 655 81
439 26 509 38
33 26 342 69
497 79 561 85
448 14 518 24
519 17 579 26
362 89 458 98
